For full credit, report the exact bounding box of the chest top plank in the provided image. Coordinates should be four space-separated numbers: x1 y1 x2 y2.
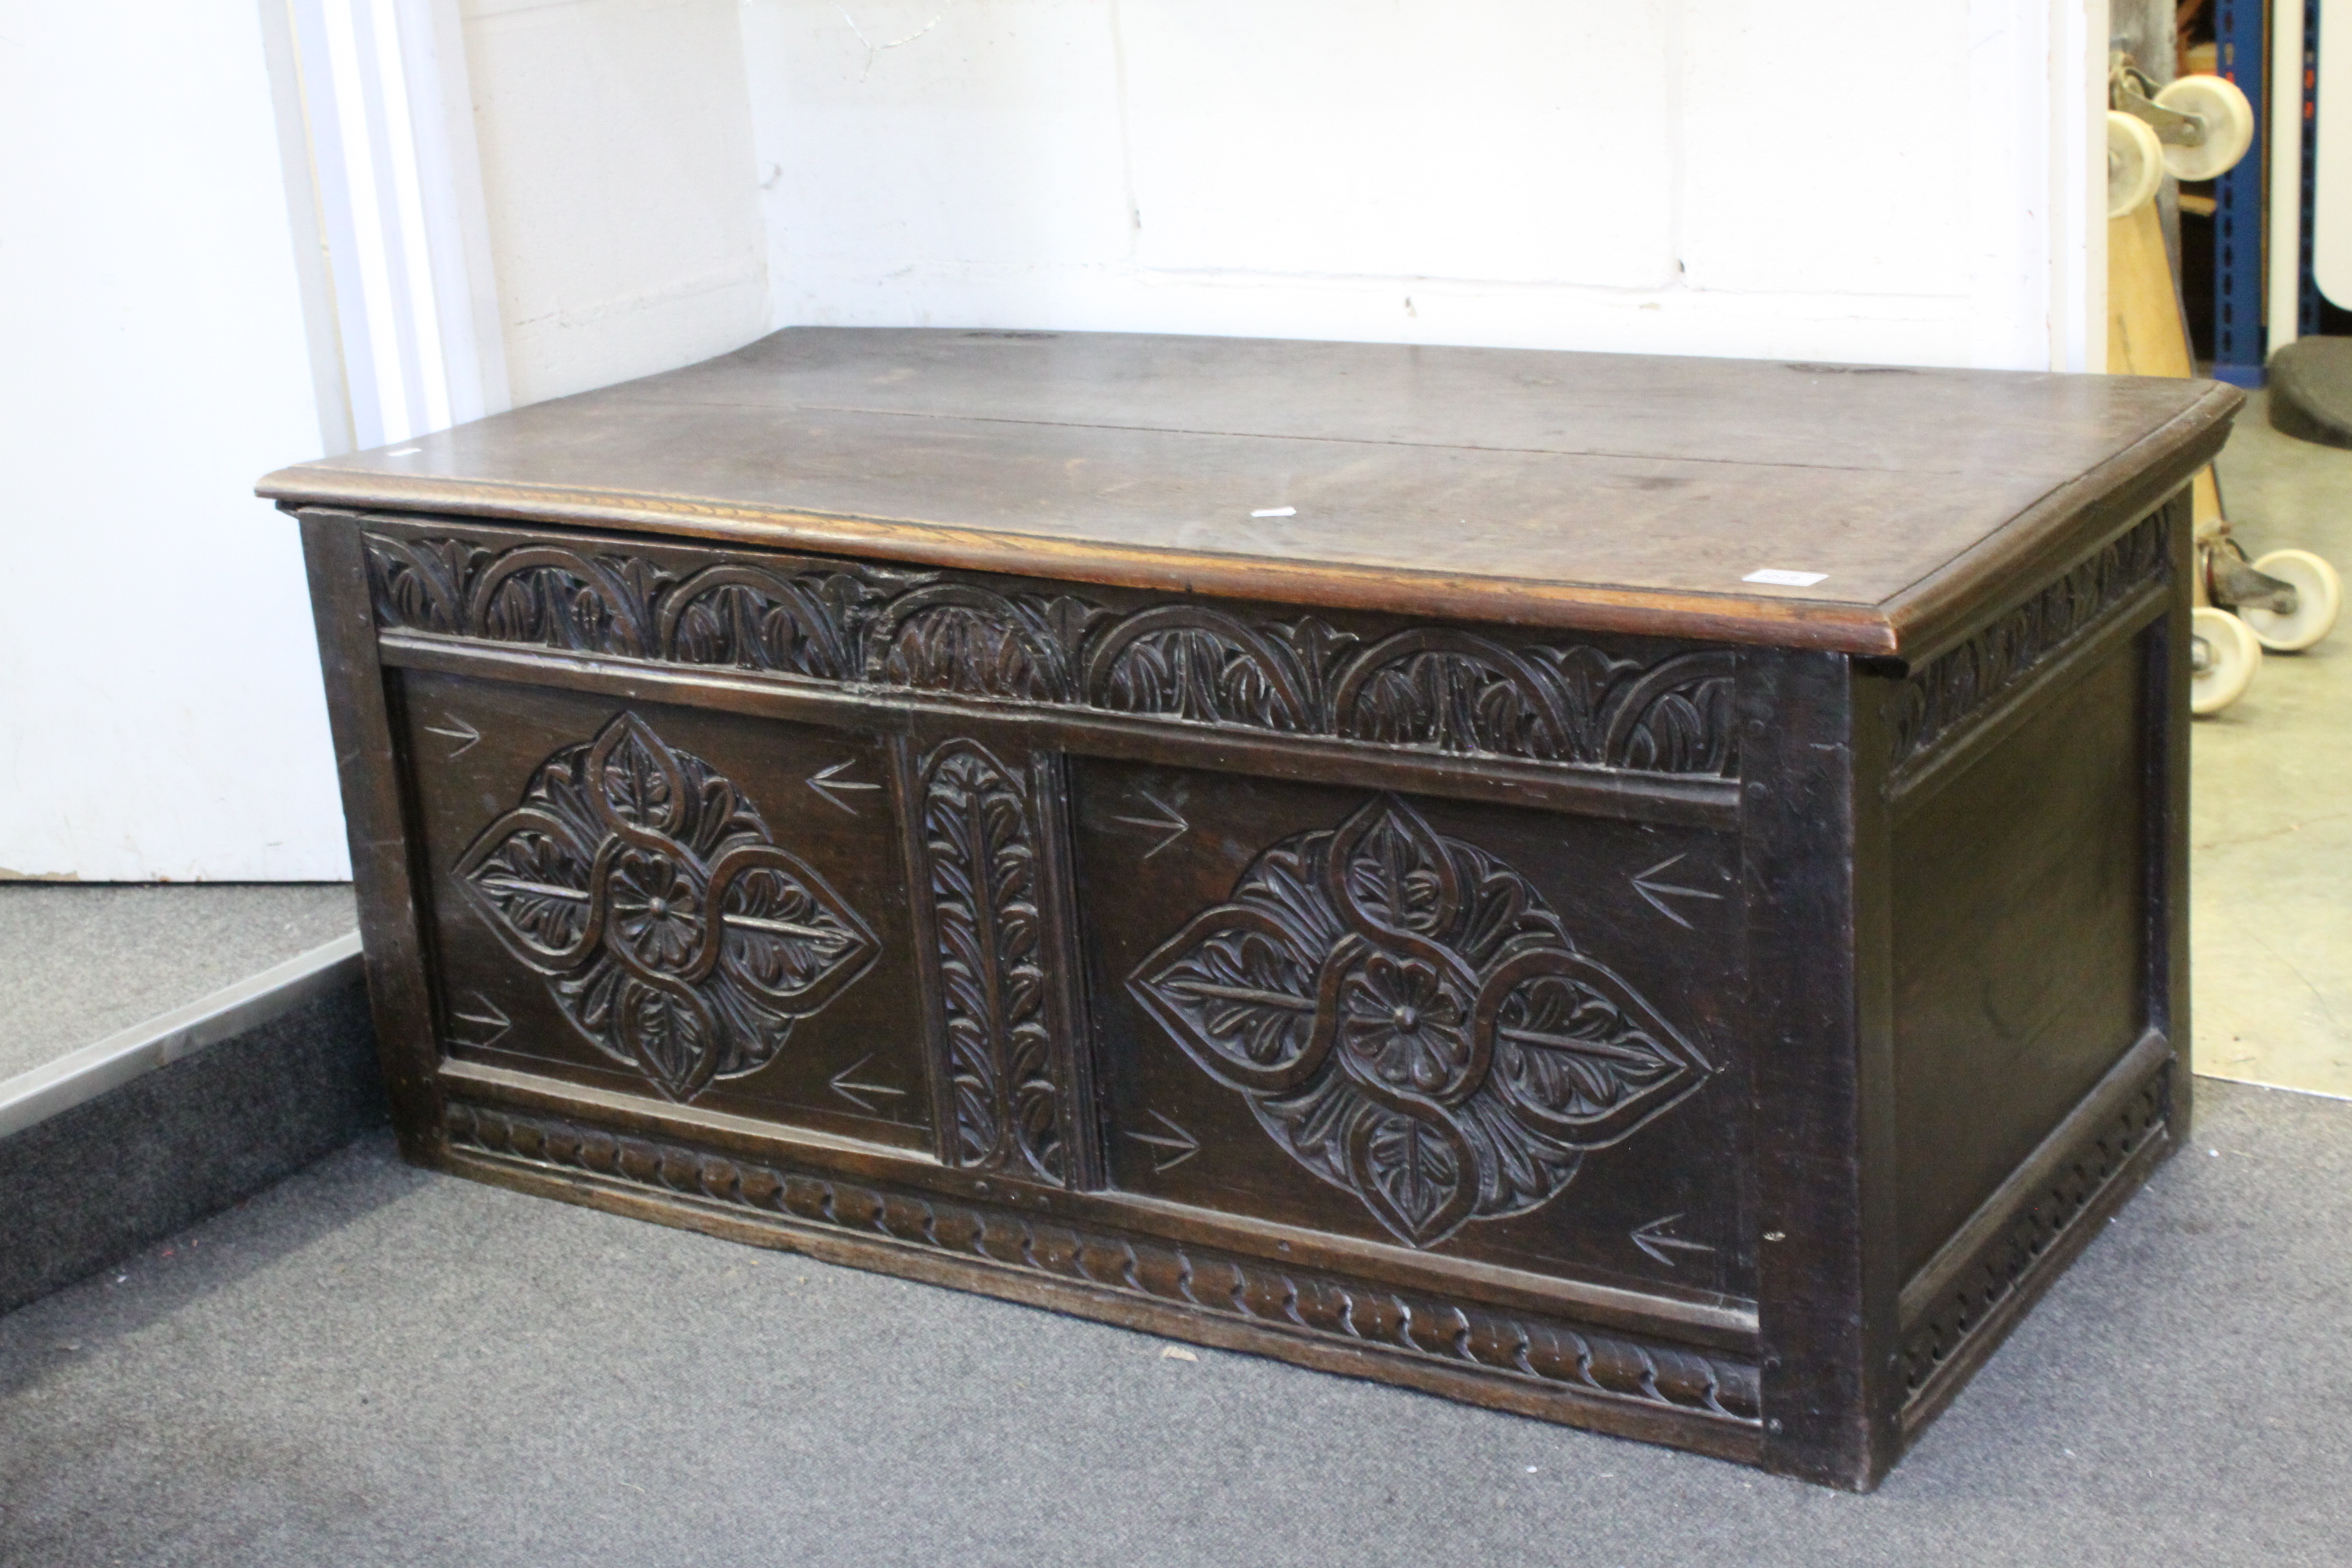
259 328 2239 658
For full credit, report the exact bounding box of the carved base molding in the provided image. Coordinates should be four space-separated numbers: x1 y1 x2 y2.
1898 1065 2170 1418
443 1098 1761 1432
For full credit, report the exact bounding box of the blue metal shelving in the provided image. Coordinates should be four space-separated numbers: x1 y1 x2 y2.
2213 0 2272 385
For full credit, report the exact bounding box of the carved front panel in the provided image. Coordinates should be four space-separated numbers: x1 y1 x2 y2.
1074 759 1754 1299
400 671 935 1149
377 521 1758 1313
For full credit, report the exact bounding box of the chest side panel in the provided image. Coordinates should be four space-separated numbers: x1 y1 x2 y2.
1879 497 2186 1421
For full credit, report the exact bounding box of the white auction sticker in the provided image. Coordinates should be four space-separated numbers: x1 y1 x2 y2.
1250 506 1296 518
1742 568 1829 587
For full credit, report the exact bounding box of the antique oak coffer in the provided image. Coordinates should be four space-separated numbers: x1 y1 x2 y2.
264 331 2239 1490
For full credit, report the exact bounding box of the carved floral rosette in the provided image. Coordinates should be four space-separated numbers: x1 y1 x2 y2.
1131 797 1710 1246
456 712 878 1101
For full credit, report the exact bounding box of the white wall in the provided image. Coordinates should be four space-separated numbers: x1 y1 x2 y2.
0 1 774 881
462 0 771 404
0 3 349 881
748 0 2105 371
2 0 2107 882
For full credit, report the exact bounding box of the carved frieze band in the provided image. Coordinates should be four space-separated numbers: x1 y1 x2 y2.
1891 510 2171 771
444 1099 1762 1426
1897 1068 2167 1405
915 739 1073 1185
364 531 1738 777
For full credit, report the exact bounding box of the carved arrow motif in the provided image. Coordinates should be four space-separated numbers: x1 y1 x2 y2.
828 1053 908 1113
1630 1213 1715 1267
424 715 481 757
1111 791 1190 860
450 992 511 1048
1126 1109 1201 1172
808 760 883 816
1630 853 1724 929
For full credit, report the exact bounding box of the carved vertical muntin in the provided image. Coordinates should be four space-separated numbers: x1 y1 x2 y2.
898 732 1099 1189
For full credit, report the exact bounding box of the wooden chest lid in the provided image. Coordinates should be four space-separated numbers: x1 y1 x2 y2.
259 328 2239 658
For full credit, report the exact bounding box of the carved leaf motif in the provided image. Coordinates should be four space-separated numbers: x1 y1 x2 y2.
1354 1104 1473 1246
1133 840 1342 1087
364 537 478 633
720 862 868 1000
672 588 764 667
884 601 1070 701
1254 1074 1356 1192
457 712 877 1103
1346 652 1547 756
464 820 594 960
1333 796 1457 941
1161 926 1321 1072
1090 613 1318 730
1617 689 1722 773
612 976 721 1100
595 718 685 835
1454 1094 1584 1214
1491 972 1696 1137
921 742 1064 1182
482 573 554 643
1523 645 1638 759
664 569 855 678
1132 795 1710 1247
466 552 653 656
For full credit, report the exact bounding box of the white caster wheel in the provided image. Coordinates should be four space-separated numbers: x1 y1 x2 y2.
2239 548 2344 651
2191 605 2263 714
2108 110 2164 218
2153 74 2255 181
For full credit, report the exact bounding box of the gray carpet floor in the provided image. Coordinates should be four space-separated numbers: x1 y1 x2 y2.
0 884 356 1081
1 1077 2344 1567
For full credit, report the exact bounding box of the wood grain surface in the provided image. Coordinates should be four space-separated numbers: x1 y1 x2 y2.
260 329 2239 656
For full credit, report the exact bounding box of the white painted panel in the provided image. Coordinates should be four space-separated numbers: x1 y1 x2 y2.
287 0 513 448
2272 0 2309 351
0 3 348 879
1118 0 1677 287
2315 0 2352 308
746 0 1133 324
1682 0 1969 297
463 0 771 403
747 0 2102 372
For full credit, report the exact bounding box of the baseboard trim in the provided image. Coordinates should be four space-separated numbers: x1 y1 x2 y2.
0 933 363 1140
